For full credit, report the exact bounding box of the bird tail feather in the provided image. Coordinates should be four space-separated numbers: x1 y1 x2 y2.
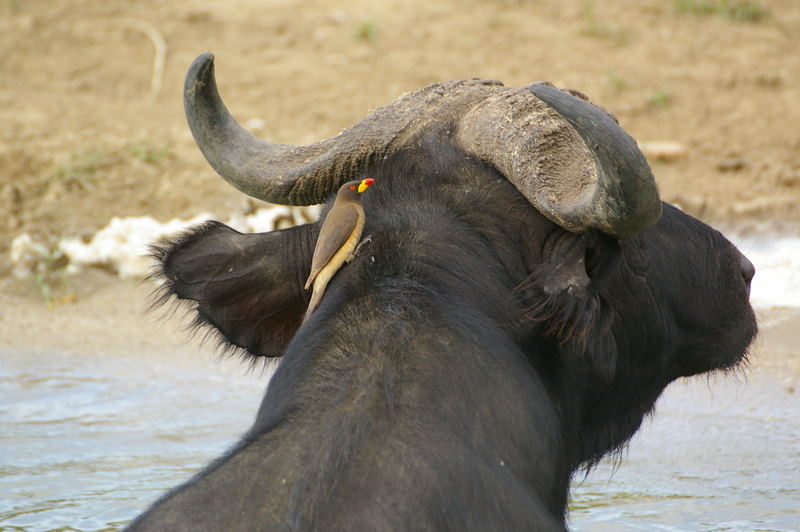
302 289 323 323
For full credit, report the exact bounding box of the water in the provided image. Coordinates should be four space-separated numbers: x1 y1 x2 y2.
1 234 798 531
569 363 800 531
734 235 800 309
0 348 268 531
3 330 797 531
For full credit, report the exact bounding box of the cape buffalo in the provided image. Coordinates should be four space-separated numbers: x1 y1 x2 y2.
125 53 757 531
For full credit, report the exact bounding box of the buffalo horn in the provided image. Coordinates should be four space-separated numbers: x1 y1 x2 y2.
184 53 502 205
184 53 661 237
456 83 662 237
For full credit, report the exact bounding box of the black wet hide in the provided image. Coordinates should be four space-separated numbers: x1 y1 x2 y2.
131 138 757 532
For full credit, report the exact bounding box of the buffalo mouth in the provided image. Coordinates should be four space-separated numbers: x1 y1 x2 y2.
679 310 757 379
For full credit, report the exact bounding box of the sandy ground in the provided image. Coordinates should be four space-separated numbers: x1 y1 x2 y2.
1 0 798 375
2 1 799 268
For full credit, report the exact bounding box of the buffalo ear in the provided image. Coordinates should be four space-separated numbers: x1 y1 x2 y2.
520 231 618 381
150 221 311 358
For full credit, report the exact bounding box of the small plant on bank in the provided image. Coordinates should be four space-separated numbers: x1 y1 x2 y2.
354 19 378 43
32 249 73 307
673 0 770 23
607 70 630 93
49 149 113 191
128 142 171 164
648 89 673 110
580 0 632 46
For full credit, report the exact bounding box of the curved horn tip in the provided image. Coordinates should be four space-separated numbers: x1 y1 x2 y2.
185 52 216 93
606 199 663 239
182 51 329 206
527 83 662 238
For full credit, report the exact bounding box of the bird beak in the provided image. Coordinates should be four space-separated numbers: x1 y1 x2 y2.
358 178 374 193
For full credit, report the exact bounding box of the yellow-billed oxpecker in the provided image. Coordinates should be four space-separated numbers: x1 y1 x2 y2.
303 177 374 322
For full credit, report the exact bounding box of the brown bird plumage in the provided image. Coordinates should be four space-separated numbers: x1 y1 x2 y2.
303 178 374 322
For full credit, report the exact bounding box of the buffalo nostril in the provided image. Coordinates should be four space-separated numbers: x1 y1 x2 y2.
740 254 755 285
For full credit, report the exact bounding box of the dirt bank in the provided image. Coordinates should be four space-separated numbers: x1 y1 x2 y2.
1 0 798 301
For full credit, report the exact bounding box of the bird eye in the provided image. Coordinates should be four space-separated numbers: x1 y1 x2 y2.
349 185 356 190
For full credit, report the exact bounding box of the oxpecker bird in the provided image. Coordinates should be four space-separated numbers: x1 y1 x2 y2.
303 177 374 322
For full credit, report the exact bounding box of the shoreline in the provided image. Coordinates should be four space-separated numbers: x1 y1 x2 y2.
1 272 797 384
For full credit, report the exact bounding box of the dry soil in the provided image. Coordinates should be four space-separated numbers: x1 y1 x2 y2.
1 0 798 304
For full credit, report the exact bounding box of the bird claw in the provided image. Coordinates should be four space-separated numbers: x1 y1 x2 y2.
349 234 373 262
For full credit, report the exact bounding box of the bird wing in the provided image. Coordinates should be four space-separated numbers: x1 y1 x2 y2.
305 203 360 289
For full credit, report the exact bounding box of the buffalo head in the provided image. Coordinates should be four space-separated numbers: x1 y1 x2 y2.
130 53 757 531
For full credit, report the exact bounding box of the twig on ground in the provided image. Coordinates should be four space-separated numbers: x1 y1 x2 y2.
118 17 167 97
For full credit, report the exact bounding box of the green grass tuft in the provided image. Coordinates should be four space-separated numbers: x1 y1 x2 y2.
49 149 111 190
580 0 632 46
607 70 630 93
647 89 673 110
128 143 171 164
32 248 72 306
354 19 378 43
674 0 770 23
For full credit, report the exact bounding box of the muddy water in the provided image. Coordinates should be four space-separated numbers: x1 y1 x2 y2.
0 347 267 531
2 301 799 532
2 328 797 532
569 358 799 530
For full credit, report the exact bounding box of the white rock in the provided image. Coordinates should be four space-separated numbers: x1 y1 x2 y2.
640 141 688 162
58 214 212 279
48 206 317 279
10 233 50 279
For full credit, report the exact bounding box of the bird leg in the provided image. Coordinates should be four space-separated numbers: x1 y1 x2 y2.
348 234 373 263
